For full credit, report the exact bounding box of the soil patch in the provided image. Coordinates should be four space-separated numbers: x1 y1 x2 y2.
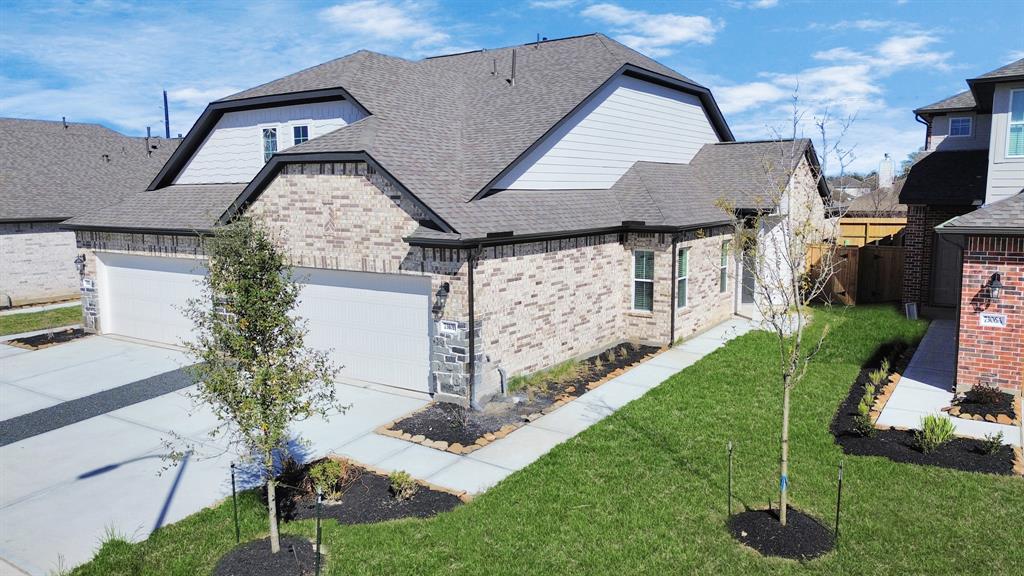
727 506 834 560
275 458 463 525
7 327 87 350
385 342 659 448
831 342 1015 475
950 389 1018 425
213 535 317 576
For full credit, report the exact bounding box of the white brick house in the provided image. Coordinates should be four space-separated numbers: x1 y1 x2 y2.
65 34 828 406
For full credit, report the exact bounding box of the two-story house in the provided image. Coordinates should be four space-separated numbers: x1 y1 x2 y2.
63 34 829 406
901 58 1024 395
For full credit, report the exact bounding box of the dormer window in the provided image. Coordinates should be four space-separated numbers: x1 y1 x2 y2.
949 116 972 137
1008 89 1024 157
263 128 277 163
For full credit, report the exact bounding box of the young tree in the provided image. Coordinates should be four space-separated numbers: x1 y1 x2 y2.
184 217 339 553
721 101 851 526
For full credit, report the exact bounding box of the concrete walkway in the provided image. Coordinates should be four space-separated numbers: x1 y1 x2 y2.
876 319 1022 447
329 315 757 495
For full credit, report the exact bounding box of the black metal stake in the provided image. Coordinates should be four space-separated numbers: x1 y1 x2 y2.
835 460 844 547
315 488 323 576
727 441 734 517
230 463 240 544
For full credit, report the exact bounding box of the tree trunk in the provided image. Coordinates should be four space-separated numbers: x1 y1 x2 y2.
267 477 281 553
779 381 791 526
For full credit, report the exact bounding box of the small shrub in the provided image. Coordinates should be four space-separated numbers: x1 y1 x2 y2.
963 383 1004 406
981 431 1005 455
915 415 956 453
308 459 351 500
389 470 418 500
854 383 877 436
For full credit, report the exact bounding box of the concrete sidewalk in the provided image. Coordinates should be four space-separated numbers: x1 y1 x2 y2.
330 315 756 495
876 319 1021 446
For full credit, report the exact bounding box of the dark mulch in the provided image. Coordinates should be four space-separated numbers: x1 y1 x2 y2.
213 535 318 576
275 459 462 525
388 342 659 445
8 327 87 349
952 388 1017 422
727 506 834 560
831 342 1015 475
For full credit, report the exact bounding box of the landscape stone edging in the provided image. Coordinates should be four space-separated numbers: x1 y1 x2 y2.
870 345 915 429
947 394 1021 426
376 347 666 455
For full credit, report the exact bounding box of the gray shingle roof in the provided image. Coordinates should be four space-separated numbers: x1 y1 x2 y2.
937 192 1024 235
845 185 907 216
0 118 180 222
972 58 1024 81
64 184 245 232
899 150 988 206
914 90 977 114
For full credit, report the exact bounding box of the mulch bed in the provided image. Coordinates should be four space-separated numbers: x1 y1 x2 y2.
275 458 463 525
382 342 659 451
831 342 1016 476
727 506 834 560
214 535 318 576
7 327 87 350
949 389 1019 425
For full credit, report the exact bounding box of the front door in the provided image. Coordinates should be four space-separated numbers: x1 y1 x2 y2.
741 244 756 304
930 233 962 307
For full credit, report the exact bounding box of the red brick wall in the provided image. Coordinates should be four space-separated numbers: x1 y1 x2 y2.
956 235 1024 394
902 204 974 306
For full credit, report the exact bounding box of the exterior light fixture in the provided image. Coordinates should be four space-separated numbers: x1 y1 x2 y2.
432 282 450 314
988 272 1003 302
74 254 86 276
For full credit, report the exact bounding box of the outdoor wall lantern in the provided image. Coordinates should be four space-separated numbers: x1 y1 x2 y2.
988 272 1003 302
74 254 86 276
432 282 450 314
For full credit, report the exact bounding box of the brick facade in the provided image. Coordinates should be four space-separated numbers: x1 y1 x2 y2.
902 204 973 307
0 222 80 306
75 161 741 405
956 235 1023 394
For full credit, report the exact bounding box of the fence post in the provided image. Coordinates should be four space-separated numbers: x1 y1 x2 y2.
727 441 734 517
835 460 844 547
315 488 323 576
230 462 240 544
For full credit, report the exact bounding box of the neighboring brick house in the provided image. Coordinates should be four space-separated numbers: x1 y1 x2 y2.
0 119 178 306
64 34 828 406
903 57 1024 394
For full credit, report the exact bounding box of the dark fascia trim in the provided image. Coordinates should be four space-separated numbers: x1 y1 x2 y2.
60 223 212 236
148 87 370 191
0 217 69 224
469 64 735 202
405 220 735 248
913 106 977 116
216 151 456 233
935 226 1024 236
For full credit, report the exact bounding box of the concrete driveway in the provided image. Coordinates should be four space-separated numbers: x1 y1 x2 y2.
0 336 428 575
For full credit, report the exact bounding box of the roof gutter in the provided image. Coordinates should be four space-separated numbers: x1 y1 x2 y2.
935 225 1024 236
914 113 931 151
59 223 213 235
405 220 735 248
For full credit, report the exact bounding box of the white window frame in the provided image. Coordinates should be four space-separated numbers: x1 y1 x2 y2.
262 127 277 163
676 247 689 309
632 250 655 312
293 125 309 146
948 116 972 138
719 241 730 293
1007 89 1024 158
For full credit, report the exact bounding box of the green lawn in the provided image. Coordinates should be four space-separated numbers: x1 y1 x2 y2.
72 306 1024 575
0 305 81 336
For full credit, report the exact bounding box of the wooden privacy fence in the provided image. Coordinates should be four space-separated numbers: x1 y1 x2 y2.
806 244 904 306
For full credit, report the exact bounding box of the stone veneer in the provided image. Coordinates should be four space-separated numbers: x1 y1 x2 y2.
956 235 1023 394
1 222 80 306
75 161 739 405
902 204 974 308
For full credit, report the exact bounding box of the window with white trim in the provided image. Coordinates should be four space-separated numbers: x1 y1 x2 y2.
676 247 689 308
633 250 654 311
719 241 730 293
262 128 277 162
293 125 309 145
949 116 972 137
1008 89 1024 157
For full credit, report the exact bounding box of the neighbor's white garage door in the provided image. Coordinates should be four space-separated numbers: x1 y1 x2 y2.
97 253 432 393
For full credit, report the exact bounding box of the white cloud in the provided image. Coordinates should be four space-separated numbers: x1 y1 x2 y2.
168 87 240 108
528 0 577 8
319 1 451 49
726 0 779 8
715 82 790 115
813 34 952 72
1008 50 1024 61
581 3 720 56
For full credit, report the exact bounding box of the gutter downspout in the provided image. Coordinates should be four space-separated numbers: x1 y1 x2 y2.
670 235 678 346
915 113 931 151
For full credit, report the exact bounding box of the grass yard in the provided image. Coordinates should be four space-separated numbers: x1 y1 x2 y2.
72 306 1024 575
0 305 80 336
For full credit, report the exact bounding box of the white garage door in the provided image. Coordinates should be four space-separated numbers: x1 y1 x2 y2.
98 253 432 393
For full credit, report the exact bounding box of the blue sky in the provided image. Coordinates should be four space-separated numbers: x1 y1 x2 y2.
1 0 1021 174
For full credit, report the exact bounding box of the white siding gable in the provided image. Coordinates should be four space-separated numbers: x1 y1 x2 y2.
175 100 365 184
495 75 720 190
986 82 1024 204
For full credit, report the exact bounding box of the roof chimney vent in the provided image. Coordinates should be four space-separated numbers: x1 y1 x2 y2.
508 49 517 87
62 116 68 129
878 153 895 189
